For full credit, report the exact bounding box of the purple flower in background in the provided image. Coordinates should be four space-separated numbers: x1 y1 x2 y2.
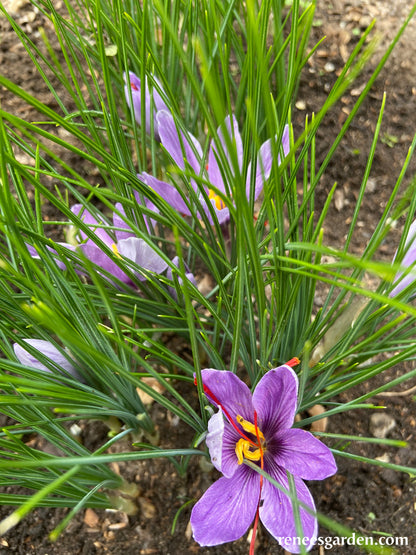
191 365 337 553
166 255 197 300
71 204 167 285
124 71 169 140
26 242 77 271
13 339 84 382
137 111 289 225
390 219 416 297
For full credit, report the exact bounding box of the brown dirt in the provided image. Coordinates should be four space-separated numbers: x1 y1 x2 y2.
1 0 416 553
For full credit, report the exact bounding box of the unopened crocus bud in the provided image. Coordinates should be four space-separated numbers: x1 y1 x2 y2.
13 339 84 382
124 71 168 140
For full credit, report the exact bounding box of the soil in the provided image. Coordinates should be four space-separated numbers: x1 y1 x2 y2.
1 0 416 554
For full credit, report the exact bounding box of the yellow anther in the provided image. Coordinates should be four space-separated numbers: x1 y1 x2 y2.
235 438 262 465
208 189 225 211
236 415 265 441
111 243 122 258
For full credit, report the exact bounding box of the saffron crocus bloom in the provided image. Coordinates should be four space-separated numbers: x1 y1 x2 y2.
124 71 169 140
390 219 416 297
13 339 84 382
72 204 167 285
191 366 337 553
137 111 290 225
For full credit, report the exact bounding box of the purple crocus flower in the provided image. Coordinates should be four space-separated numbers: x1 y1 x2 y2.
137 111 290 225
71 204 167 285
166 255 197 300
390 219 416 297
13 339 84 382
124 71 169 140
191 365 337 553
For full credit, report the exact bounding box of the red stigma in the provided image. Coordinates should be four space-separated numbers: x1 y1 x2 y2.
285 357 300 368
249 411 263 555
194 377 258 446
130 81 138 91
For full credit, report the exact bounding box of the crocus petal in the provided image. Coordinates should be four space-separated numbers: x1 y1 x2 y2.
80 243 130 284
190 465 259 546
213 206 231 225
199 369 254 423
248 123 290 201
260 462 318 553
13 339 83 381
156 110 203 175
113 203 136 242
117 237 168 277
207 115 243 194
206 409 241 478
206 409 225 472
390 268 416 297
252 366 298 437
390 219 416 297
139 172 191 217
166 255 197 300
27 242 77 271
167 256 197 288
281 123 290 160
124 71 168 138
71 204 113 247
272 428 337 480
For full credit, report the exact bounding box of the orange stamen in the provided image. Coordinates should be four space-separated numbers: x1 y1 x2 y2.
208 189 226 211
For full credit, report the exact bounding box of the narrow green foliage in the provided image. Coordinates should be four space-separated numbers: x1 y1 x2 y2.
0 0 416 548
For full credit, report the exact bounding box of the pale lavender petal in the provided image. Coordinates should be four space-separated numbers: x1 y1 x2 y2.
167 255 197 286
124 71 150 131
390 269 416 297
207 115 243 193
250 137 274 200
271 428 337 480
13 339 83 381
206 409 240 478
132 191 160 231
113 203 135 242
71 204 113 247
124 71 168 138
79 242 125 281
213 205 231 225
139 172 191 216
117 237 168 277
26 244 40 259
27 243 77 271
390 220 416 297
156 110 203 174
248 123 290 200
190 465 259 546
200 369 254 423
260 462 318 553
281 124 290 160
206 409 225 473
252 366 298 437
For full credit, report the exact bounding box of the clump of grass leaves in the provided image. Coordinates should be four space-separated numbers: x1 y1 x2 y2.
0 0 415 551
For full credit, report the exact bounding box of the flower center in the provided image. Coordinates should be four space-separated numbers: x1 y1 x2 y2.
130 81 138 91
208 189 226 211
235 414 265 465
